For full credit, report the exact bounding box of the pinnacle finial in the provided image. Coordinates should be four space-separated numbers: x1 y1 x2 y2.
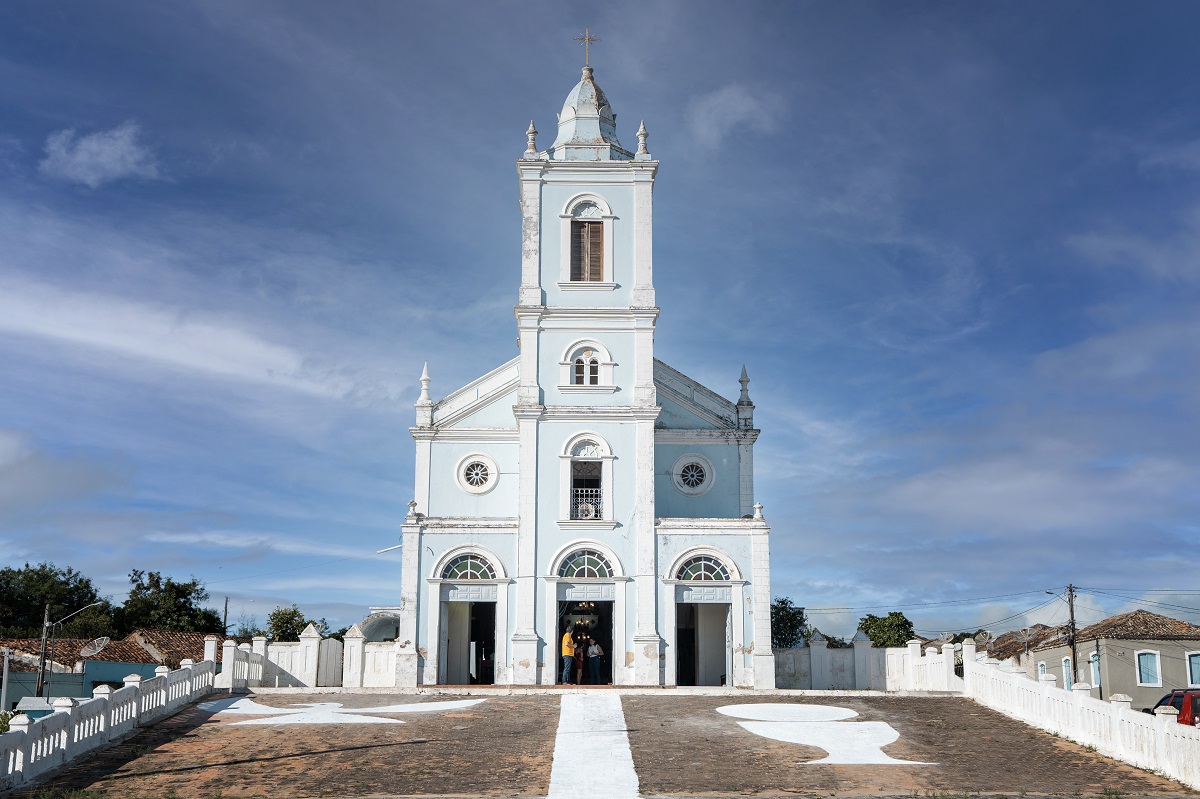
524 120 538 157
738 364 751 404
636 120 649 156
418 361 432 405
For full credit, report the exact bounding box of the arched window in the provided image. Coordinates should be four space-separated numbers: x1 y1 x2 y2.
441 553 496 581
559 433 613 524
573 356 600 386
558 549 613 579
676 555 731 582
570 203 603 282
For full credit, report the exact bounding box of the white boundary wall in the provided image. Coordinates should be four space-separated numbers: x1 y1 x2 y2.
896 639 1200 790
1 658 216 791
214 625 344 690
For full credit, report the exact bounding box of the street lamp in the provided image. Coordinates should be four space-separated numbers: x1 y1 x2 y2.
35 601 105 698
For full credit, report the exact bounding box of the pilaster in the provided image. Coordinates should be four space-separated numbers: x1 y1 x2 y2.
634 410 662 684
750 510 775 688
631 163 657 308
511 404 543 684
396 513 422 686
517 162 545 307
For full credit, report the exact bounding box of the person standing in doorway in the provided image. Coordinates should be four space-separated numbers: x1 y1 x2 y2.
561 629 576 685
587 638 603 685
574 636 585 684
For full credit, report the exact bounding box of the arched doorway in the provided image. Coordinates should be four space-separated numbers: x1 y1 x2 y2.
667 550 744 687
544 542 628 686
425 548 508 686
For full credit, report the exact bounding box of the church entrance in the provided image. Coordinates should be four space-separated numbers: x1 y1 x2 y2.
558 600 613 685
442 601 495 685
676 602 731 686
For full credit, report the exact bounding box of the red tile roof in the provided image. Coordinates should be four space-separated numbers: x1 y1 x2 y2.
0 637 157 666
1073 609 1200 643
989 624 1068 660
124 630 221 668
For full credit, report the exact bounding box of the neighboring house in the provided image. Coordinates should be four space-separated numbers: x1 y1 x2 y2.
987 624 1069 680
124 629 222 669
1032 609 1200 708
0 638 160 710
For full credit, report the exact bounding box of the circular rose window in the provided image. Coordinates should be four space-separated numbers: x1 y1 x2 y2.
456 453 499 495
672 454 714 496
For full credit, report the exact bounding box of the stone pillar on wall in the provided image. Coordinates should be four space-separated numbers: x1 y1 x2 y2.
203 635 218 664
298 623 322 688
961 638 976 690
852 628 872 690
342 624 365 689
906 639 922 690
809 631 829 690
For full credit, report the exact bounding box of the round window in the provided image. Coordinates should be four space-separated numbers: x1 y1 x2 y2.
463 461 489 487
672 454 714 496
456 453 499 495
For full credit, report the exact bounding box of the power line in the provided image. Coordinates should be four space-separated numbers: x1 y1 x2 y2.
912 593 1065 635
803 589 1050 614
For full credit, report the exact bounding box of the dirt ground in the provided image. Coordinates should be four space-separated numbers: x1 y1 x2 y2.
12 692 1197 799
623 694 1193 798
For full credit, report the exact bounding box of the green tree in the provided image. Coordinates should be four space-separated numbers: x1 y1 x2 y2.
115 570 222 635
857 611 917 648
0 562 115 639
770 597 808 649
265 604 329 641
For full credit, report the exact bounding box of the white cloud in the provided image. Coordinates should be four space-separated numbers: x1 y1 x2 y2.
1067 205 1200 283
143 530 365 559
0 277 348 398
686 84 781 151
39 120 160 188
1137 139 1200 173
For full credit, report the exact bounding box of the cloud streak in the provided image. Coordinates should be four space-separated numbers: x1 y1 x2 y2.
39 120 160 188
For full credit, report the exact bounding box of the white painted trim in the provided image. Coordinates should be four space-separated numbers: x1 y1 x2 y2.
665 545 743 582
557 385 618 394
412 429 519 442
541 406 659 421
1187 651 1200 687
558 193 615 286
557 282 617 291
1037 661 1047 677
557 519 618 530
546 539 627 578
558 339 616 388
454 452 500 495
1135 649 1163 687
1062 656 1073 688
429 544 509 581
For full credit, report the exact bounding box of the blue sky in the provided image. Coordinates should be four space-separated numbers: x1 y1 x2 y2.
2 1 1198 639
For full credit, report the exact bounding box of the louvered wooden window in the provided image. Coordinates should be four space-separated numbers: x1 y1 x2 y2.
570 220 603 281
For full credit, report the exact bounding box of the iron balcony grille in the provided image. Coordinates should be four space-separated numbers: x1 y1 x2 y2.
571 488 603 520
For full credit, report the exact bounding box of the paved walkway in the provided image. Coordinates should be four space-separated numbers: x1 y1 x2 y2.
548 694 638 798
12 692 1196 798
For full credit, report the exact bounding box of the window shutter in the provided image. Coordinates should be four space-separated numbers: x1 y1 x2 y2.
586 222 603 281
570 222 585 282
570 220 603 282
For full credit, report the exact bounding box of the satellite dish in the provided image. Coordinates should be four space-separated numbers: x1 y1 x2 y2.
79 637 110 658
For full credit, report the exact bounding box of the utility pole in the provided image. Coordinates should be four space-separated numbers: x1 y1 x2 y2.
34 603 49 697
223 596 230 637
1067 583 1077 686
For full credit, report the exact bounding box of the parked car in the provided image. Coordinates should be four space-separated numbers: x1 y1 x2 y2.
1141 690 1200 724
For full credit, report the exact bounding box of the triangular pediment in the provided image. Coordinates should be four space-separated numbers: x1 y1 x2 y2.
431 357 519 429
654 359 737 429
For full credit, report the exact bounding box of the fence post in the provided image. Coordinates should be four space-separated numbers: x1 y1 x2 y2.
8 712 31 783
940 644 956 691
809 632 829 690
960 638 976 693
1109 694 1133 760
343 624 365 689
51 697 75 767
850 629 870 690
123 674 143 727
179 659 195 699
905 639 922 691
203 635 219 664
298 623 322 687
92 684 112 736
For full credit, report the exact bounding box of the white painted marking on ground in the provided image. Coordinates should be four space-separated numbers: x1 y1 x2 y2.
548 694 639 798
718 703 933 765
197 696 485 725
717 703 858 722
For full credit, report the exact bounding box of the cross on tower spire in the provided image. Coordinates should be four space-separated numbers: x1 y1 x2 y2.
574 26 600 67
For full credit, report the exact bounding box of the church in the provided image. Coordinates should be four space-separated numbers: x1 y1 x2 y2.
369 57 774 688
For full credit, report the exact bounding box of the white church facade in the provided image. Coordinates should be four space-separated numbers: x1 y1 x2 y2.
366 63 774 688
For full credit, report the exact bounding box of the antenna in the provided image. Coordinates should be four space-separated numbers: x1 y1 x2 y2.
79 637 110 658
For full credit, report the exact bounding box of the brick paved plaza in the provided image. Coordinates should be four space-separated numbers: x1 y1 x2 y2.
12 692 1196 799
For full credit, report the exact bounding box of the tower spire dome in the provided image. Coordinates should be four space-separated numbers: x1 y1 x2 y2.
549 55 633 161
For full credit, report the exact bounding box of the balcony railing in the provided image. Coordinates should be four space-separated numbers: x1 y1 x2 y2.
571 488 603 520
